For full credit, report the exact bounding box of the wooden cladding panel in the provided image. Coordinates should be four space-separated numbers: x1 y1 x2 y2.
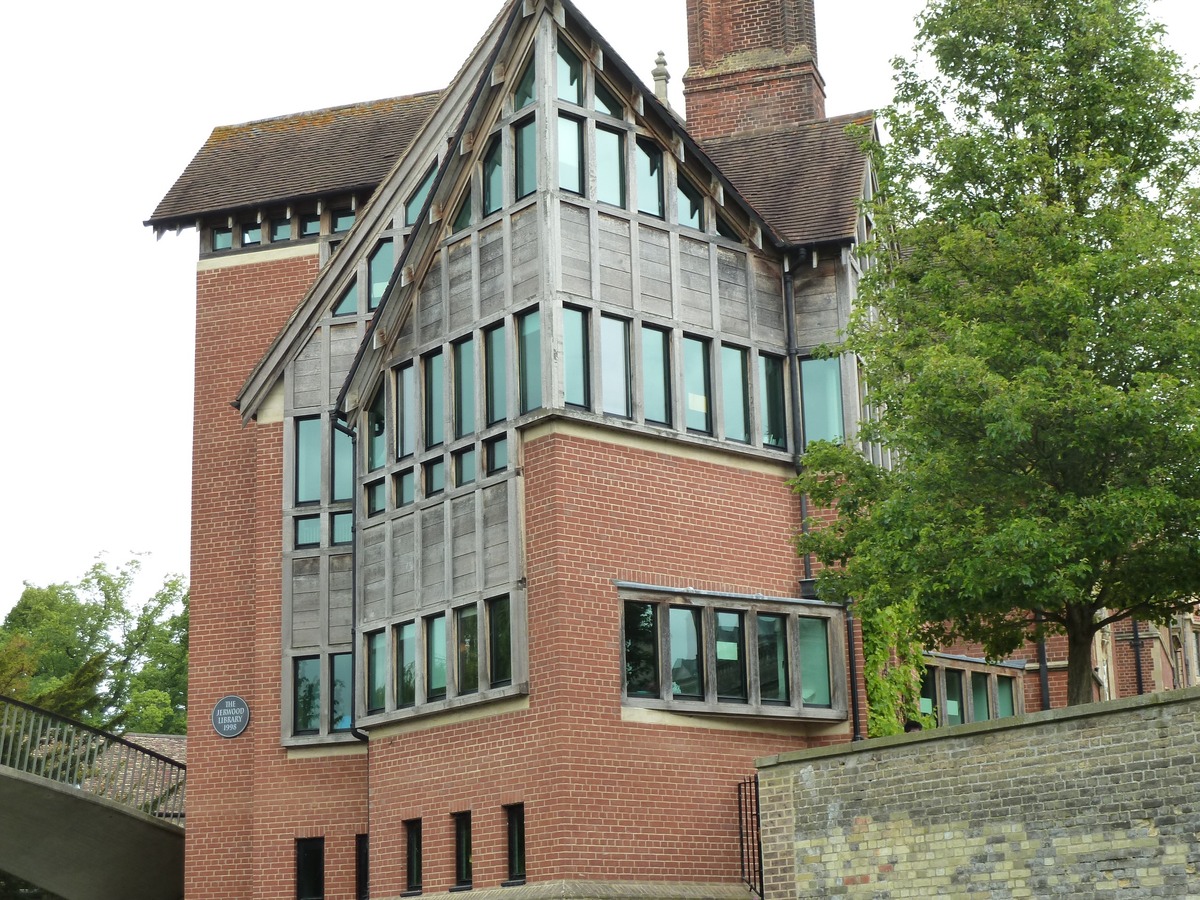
290 556 321 649
293 331 324 410
447 239 474 333
718 247 750 338
511 207 542 306
560 203 592 298
598 214 633 307
328 553 353 644
638 225 672 319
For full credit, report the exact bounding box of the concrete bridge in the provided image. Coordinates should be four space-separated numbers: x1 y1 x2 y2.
0 695 185 900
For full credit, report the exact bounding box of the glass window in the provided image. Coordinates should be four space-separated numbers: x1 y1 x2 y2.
558 115 584 195
485 323 507 425
505 804 526 883
296 838 324 900
424 458 445 496
677 176 704 230
211 227 232 251
757 614 790 704
453 191 473 233
396 469 415 507
332 427 353 502
405 165 436 227
396 622 417 707
642 325 671 425
514 57 536 109
624 601 659 697
456 605 479 696
296 417 321 504
600 315 630 417
515 118 537 200
485 436 509 475
483 137 503 216
404 820 423 892
715 214 739 241
759 354 787 449
596 127 625 208
798 617 831 707
454 338 476 438
594 79 622 117
332 511 353 545
397 363 416 459
800 356 844 446
333 280 358 317
721 345 749 443
455 448 476 486
367 388 386 471
518 308 542 413
557 41 583 104
366 479 386 517
271 217 292 242
997 675 1016 718
356 834 369 900
489 596 512 686
366 631 386 714
683 336 712 434
636 138 664 218
563 306 590 408
453 812 472 887
945 669 965 725
424 350 444 447
300 213 321 237
669 607 703 699
293 657 320 734
295 515 320 549
331 652 352 731
715 611 746 702
971 672 991 721
332 209 355 233
241 222 261 246
920 668 938 719
368 240 393 311
426 614 447 701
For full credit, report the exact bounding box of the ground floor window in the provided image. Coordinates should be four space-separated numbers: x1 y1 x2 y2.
919 656 1022 727
504 804 526 885
405 819 423 893
296 837 324 900
453 811 473 888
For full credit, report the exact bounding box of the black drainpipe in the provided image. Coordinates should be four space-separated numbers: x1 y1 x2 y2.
1131 618 1145 695
1034 611 1051 710
334 415 370 743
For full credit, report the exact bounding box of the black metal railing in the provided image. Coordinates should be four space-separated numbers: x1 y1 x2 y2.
737 774 764 898
0 693 186 825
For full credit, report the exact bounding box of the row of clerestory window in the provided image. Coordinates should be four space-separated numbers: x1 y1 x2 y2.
211 207 353 253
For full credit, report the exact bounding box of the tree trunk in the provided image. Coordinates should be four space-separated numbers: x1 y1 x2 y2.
1064 614 1097 707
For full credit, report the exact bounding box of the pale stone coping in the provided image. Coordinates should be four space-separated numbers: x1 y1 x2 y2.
377 880 749 900
197 242 318 272
368 695 530 740
286 742 368 761
757 683 1200 770
621 705 849 739
521 415 794 477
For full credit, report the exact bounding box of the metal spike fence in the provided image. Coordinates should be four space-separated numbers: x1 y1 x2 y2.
0 693 186 825
737 775 764 898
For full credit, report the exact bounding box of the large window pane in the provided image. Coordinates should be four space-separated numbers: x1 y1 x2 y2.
515 118 537 200
296 418 321 504
332 511 353 545
721 344 749 442
367 388 386 471
601 316 630 417
624 602 659 697
677 175 704 230
368 240 393 311
683 336 711 433
332 427 352 502
426 614 447 701
669 607 703 699
293 657 320 734
331 652 352 731
485 323 507 425
757 614 790 704
715 611 746 702
483 137 503 216
404 820 423 891
563 306 589 407
454 338 476 438
636 138 663 218
759 354 787 448
798 617 831 707
800 356 844 446
296 838 325 900
405 165 436 226
333 280 357 316
424 350 444 447
456 605 479 695
518 309 542 412
919 668 939 719
506 804 526 883
489 596 512 686
642 325 671 425
594 79 622 117
397 622 417 708
596 127 625 207
557 41 583 104
514 57 536 109
945 669 965 725
367 631 386 714
997 676 1016 718
397 363 416 457
971 672 991 721
453 191 473 233
558 115 583 195
295 516 320 548
454 812 472 887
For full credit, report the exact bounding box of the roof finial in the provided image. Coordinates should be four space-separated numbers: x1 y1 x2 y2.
652 51 670 106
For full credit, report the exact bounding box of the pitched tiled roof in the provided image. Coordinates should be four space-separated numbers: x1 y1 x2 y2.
701 111 873 247
147 91 443 227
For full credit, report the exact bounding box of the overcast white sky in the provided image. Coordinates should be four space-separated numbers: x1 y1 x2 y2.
1 0 1196 619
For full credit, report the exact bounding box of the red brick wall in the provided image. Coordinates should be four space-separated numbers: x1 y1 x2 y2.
363 428 862 896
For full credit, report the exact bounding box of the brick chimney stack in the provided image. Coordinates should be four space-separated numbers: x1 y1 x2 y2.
682 0 827 142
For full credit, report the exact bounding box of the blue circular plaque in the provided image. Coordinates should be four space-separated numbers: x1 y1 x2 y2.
211 695 250 738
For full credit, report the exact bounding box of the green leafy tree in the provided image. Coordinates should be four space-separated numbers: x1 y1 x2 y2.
796 0 1200 713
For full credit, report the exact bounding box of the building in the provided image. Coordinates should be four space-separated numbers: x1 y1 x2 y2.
147 1 885 897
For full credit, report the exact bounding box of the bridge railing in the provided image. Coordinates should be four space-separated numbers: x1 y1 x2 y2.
0 694 186 825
